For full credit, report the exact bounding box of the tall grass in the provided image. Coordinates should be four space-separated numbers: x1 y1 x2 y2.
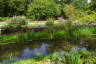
0 27 96 45
11 51 96 64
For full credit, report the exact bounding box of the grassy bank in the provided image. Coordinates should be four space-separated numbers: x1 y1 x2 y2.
0 27 96 45
0 16 96 45
11 51 96 64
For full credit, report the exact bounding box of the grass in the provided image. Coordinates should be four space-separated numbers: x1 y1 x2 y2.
0 30 67 45
11 58 51 64
11 51 96 64
0 26 96 45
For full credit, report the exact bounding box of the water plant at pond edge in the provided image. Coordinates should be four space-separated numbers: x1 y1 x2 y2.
51 52 81 64
0 27 96 45
72 27 95 41
11 51 96 64
0 30 67 45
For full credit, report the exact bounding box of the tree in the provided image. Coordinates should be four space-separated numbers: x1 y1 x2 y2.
87 0 96 11
0 0 32 17
27 0 61 20
55 0 73 6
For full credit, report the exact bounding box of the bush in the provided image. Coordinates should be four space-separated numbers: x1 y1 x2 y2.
63 4 82 20
46 18 55 27
27 0 61 20
87 0 96 12
5 16 27 30
54 30 67 39
72 27 94 39
0 17 9 21
51 52 81 64
78 11 96 24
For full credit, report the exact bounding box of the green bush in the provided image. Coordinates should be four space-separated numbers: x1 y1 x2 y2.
46 18 55 27
0 17 9 21
54 30 67 39
87 0 96 12
78 11 96 24
65 53 81 64
10 51 96 64
63 4 82 20
27 0 61 20
51 52 81 64
31 31 50 40
51 52 66 64
5 16 27 30
72 27 94 39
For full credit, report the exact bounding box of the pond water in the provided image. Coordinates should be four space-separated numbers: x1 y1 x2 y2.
0 40 95 64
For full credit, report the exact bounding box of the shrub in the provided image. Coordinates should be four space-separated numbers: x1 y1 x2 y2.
5 16 27 30
51 52 81 64
72 27 94 39
87 0 96 12
63 4 82 20
27 0 61 20
0 17 9 21
31 31 50 40
46 18 55 27
78 11 96 24
54 30 67 39
65 53 81 64
51 52 66 64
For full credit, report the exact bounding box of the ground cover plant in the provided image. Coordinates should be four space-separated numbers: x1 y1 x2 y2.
10 51 96 64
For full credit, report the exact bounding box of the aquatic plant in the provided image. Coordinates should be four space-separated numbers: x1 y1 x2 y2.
72 27 94 40
64 52 81 64
0 26 95 45
51 52 66 64
11 51 96 64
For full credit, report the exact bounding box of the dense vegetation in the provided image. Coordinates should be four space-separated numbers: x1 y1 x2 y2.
11 51 96 64
0 18 96 45
0 0 96 20
0 0 96 64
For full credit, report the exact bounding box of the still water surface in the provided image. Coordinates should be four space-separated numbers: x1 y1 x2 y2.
0 40 93 64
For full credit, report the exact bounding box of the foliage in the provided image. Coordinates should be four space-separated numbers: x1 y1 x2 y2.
4 16 27 30
80 51 96 64
27 0 61 20
0 29 68 45
63 4 83 20
0 17 9 21
1 23 95 45
46 18 55 27
87 0 96 12
11 51 96 64
0 0 27 16
64 52 81 64
71 0 89 9
51 52 66 64
54 30 67 39
55 0 73 6
78 11 96 24
72 27 94 40
11 56 51 64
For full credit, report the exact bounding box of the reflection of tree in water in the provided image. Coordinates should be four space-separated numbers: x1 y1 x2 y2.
47 40 78 52
15 43 49 61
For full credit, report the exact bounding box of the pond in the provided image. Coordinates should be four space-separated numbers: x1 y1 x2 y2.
0 40 95 64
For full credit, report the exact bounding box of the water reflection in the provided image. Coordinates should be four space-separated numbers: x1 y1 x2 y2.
0 40 91 64
1 43 49 64
71 47 87 52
